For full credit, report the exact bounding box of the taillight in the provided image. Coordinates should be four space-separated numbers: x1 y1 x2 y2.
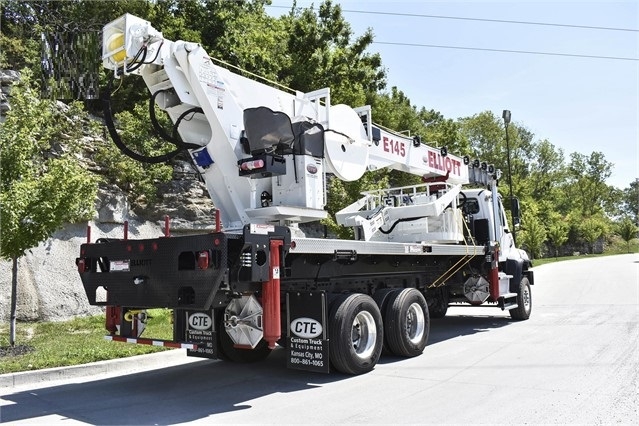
77 258 87 273
198 251 210 269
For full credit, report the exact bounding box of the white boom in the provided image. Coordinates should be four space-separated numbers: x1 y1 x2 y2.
102 14 477 241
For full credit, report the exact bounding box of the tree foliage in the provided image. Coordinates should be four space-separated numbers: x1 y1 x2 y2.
579 215 608 254
280 0 385 106
616 217 638 253
518 209 547 260
93 103 174 204
0 71 98 259
547 222 569 257
565 152 614 217
621 180 639 225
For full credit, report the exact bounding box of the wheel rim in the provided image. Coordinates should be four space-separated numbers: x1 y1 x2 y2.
522 284 531 310
351 310 377 359
405 302 426 344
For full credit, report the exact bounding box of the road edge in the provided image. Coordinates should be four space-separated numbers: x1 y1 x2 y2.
0 349 197 389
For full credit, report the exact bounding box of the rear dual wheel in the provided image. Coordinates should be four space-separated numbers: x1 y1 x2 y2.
383 289 430 357
328 289 430 375
329 294 383 375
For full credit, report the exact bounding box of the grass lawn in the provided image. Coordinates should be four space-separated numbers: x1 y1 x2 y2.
533 237 638 267
0 309 173 375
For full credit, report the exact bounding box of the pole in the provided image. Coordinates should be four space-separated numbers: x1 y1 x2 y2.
503 110 516 245
10 256 18 346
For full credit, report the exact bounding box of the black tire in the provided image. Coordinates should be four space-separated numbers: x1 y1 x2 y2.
373 288 400 352
510 276 532 321
385 289 430 357
373 288 399 316
329 293 383 375
217 311 272 363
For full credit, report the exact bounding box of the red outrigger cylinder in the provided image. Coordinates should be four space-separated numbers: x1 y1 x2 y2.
263 239 284 349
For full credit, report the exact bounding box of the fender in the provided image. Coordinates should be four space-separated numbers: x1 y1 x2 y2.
506 258 523 293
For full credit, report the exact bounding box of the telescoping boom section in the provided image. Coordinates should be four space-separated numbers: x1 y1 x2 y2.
76 14 534 375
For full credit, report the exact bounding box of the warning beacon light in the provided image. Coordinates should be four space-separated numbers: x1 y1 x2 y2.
102 14 164 73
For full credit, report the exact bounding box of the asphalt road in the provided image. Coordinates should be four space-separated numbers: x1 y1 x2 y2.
1 254 637 425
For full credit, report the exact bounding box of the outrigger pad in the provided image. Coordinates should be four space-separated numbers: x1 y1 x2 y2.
243 107 295 155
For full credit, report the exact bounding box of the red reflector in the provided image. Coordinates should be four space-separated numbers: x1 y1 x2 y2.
77 259 86 273
198 251 210 269
138 243 145 252
127 245 132 252
152 242 158 251
214 238 220 246
240 159 265 171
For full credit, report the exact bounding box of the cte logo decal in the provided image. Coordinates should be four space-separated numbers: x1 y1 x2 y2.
188 312 212 330
382 136 406 157
290 317 323 339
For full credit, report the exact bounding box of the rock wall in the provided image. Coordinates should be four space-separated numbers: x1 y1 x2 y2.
0 184 216 322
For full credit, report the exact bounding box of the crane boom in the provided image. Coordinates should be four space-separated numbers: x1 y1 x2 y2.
102 14 469 234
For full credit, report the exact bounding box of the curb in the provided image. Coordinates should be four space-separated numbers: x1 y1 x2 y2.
0 349 199 389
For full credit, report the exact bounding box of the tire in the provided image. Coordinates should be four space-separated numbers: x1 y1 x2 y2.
217 311 272 363
373 288 400 353
329 293 383 375
509 276 532 321
373 288 399 316
385 289 430 357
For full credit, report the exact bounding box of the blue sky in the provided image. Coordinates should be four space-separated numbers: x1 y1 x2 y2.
267 0 638 189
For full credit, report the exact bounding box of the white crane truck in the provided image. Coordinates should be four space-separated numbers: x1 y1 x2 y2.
76 14 534 375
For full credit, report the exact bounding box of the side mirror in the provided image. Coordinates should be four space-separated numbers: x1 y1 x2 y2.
511 197 521 229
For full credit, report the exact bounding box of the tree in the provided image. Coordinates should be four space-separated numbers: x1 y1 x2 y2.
616 217 638 253
279 0 385 106
621 180 639 225
579 216 608 254
518 213 547 260
547 222 569 257
564 151 614 217
457 111 537 202
0 72 97 345
527 140 566 202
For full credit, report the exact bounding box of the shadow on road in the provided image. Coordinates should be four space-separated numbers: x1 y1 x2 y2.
2 309 516 424
378 307 513 364
1 348 346 424
429 309 513 345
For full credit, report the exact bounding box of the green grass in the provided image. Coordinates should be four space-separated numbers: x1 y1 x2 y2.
533 237 638 267
0 309 173 374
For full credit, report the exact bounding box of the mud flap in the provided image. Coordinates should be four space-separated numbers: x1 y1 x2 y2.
286 291 330 373
178 309 219 359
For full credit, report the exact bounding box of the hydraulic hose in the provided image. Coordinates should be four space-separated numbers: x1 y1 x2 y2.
103 74 182 164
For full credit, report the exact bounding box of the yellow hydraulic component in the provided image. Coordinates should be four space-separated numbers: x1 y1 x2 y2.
124 309 146 322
